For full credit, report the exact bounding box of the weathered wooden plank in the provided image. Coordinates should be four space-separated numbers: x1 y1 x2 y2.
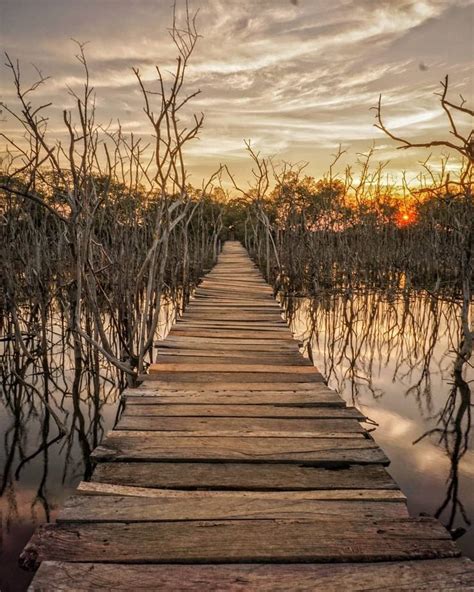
193 296 276 303
182 311 283 318
159 339 299 351
196 286 273 292
200 278 271 284
177 313 283 320
123 392 345 406
171 325 286 332
154 353 313 365
162 332 297 341
199 285 271 289
186 304 281 310
156 346 291 354
141 374 325 384
174 323 287 331
163 332 298 342
196 291 275 298
113 427 364 439
116 416 365 437
169 330 294 340
122 404 365 419
91 433 388 464
182 313 278 317
21 518 458 568
79 482 404 500
136 382 327 392
148 363 319 374
91 462 398 490
200 278 272 284
29 558 474 592
58 493 408 523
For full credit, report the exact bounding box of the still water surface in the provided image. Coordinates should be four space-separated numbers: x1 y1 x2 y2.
0 291 472 590
287 291 473 558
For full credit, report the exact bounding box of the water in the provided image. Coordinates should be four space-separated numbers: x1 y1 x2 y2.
286 290 473 557
0 290 472 590
0 303 176 592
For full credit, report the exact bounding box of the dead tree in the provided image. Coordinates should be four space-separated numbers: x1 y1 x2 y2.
375 75 473 185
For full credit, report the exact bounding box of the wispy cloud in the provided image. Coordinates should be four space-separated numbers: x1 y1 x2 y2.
1 0 472 182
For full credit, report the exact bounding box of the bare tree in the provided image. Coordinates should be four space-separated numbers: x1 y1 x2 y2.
0 1 222 382
375 75 473 184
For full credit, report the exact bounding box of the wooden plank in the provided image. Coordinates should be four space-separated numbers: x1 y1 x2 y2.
115 416 365 437
136 382 328 392
141 374 325 384
58 493 408 523
174 326 285 332
180 316 280 320
79 482 405 500
158 340 299 351
168 330 294 340
162 333 297 341
193 296 276 303
198 281 268 285
197 289 274 296
195 289 272 293
173 322 287 330
29 558 474 591
123 392 345 406
176 308 280 314
20 518 459 568
186 303 280 310
188 284 271 289
154 353 313 365
179 319 283 325
91 433 388 464
182 311 283 318
148 363 319 374
122 404 365 419
91 462 399 491
200 277 271 283
161 336 299 346
175 317 285 324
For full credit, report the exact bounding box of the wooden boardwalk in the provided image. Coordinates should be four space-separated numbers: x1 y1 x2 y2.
23 242 474 590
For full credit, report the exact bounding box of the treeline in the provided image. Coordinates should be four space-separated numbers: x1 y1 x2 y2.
242 168 473 297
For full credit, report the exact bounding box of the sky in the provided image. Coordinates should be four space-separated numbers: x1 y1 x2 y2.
1 0 473 188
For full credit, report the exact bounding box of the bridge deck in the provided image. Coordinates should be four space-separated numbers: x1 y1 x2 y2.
23 242 473 590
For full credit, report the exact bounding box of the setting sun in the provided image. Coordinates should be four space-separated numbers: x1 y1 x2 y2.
396 209 417 227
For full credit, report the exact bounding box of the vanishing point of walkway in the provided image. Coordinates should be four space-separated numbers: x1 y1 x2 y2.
23 242 473 590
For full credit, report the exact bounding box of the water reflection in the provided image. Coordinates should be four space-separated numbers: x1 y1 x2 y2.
285 290 473 556
0 341 120 591
0 303 175 591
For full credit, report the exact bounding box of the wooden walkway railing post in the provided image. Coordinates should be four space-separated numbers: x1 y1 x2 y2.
22 241 474 590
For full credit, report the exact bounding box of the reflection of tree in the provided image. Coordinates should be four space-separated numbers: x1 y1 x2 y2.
285 289 472 538
0 317 120 530
415 290 472 535
416 366 471 536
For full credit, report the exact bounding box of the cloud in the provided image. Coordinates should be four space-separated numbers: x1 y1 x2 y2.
1 0 472 183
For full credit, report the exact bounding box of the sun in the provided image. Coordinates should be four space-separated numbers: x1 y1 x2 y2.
396 209 416 227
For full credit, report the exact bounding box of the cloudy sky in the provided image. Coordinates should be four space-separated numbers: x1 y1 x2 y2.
1 0 473 187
